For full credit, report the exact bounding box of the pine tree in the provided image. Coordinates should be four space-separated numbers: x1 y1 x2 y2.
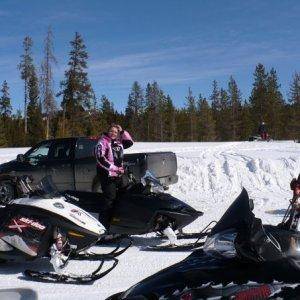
125 81 144 141
249 63 268 131
18 36 34 134
145 82 160 141
58 32 95 136
0 117 7 147
100 95 115 128
228 76 242 140
198 94 216 141
210 80 221 140
164 95 176 142
219 88 231 141
0 80 12 119
288 72 300 139
40 26 57 139
240 101 253 140
0 80 12 145
27 67 44 145
185 87 197 141
265 68 285 139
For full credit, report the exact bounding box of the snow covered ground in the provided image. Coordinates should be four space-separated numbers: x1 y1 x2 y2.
0 141 299 299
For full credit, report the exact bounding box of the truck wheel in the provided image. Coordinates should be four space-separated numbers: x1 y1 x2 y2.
0 181 15 204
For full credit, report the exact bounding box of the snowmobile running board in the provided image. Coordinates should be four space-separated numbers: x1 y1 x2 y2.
144 220 217 251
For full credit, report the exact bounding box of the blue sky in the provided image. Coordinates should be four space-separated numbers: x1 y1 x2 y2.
0 0 300 112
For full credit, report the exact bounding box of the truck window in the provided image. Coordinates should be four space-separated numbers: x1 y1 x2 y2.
49 140 73 160
75 138 97 159
26 141 52 165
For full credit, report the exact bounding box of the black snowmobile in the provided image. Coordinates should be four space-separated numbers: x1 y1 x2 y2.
66 171 205 250
0 176 131 284
1 172 204 250
109 188 300 299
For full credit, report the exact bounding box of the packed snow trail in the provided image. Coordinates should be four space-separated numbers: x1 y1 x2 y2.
0 141 299 299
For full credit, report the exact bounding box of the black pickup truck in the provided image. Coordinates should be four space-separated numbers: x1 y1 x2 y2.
0 137 178 199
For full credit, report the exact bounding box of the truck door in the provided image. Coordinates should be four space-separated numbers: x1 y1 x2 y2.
74 138 97 191
45 139 75 191
17 141 52 183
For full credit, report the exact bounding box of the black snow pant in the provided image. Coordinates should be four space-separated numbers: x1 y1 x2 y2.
97 168 121 230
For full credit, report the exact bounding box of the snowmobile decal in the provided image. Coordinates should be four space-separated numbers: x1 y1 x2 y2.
68 231 85 238
7 217 46 232
19 217 46 231
7 218 29 233
69 213 86 225
53 202 64 209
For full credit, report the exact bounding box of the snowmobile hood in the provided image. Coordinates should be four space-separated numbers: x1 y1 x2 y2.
210 188 254 236
11 196 105 236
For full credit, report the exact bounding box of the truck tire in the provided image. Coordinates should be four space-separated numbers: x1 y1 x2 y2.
0 181 15 204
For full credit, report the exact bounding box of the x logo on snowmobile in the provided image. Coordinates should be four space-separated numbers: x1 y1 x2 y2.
8 219 28 233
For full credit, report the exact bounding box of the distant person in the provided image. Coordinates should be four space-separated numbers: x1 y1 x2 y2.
258 121 268 140
95 124 133 229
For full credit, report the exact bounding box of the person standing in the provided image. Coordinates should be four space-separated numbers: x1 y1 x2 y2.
95 124 133 229
258 122 267 140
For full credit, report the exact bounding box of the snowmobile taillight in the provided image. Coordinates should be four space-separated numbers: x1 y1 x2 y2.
235 284 271 300
180 291 193 300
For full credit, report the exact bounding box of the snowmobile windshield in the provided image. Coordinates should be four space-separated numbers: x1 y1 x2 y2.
210 188 255 236
28 176 60 198
141 170 164 193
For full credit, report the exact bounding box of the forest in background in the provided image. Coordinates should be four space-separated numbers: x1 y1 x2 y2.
0 28 299 147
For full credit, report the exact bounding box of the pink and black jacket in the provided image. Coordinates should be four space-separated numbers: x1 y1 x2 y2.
95 130 133 177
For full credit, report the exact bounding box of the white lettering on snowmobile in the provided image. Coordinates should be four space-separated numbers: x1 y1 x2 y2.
18 217 46 231
69 214 86 225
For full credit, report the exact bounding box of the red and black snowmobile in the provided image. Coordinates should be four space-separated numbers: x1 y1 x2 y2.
108 189 300 299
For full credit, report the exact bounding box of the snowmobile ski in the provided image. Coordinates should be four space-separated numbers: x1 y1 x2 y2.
74 236 133 260
24 257 118 284
142 241 205 252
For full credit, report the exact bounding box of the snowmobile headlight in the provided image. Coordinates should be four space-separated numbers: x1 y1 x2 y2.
204 230 237 258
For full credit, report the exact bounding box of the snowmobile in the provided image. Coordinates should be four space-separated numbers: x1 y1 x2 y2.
108 188 300 299
1 172 204 250
65 171 205 250
0 176 131 284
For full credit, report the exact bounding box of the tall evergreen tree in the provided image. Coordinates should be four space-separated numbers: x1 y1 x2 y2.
40 26 57 139
125 81 144 141
18 36 34 134
198 94 216 141
185 87 197 141
100 95 115 128
27 67 44 145
228 76 242 140
210 80 221 140
265 68 284 138
164 95 176 142
0 80 12 119
145 82 160 141
0 118 7 147
58 32 95 136
288 72 300 139
249 63 268 131
219 88 231 141
0 80 12 145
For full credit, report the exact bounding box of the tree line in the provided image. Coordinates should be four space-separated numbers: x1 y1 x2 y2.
0 29 299 147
